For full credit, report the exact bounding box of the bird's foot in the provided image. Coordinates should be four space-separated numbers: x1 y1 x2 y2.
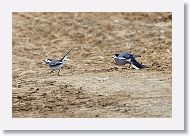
57 69 61 76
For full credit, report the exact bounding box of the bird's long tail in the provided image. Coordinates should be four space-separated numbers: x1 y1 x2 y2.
131 59 147 69
60 48 73 61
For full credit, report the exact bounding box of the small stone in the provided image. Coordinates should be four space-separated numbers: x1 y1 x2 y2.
36 88 39 91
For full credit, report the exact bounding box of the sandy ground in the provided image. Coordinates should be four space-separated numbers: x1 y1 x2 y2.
12 13 172 118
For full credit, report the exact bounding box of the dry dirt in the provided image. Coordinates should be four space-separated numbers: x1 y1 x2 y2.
12 12 172 118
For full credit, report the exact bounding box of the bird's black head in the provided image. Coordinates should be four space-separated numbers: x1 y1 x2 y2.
114 54 120 57
112 54 120 59
44 59 52 64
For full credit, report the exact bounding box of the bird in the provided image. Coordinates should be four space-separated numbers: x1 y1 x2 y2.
112 51 147 69
44 48 73 75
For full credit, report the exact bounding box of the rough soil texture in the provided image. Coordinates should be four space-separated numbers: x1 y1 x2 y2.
12 13 172 118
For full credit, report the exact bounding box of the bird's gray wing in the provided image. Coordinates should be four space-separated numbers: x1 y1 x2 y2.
117 57 131 65
122 52 134 60
121 51 141 59
115 52 131 63
119 51 129 57
49 60 63 66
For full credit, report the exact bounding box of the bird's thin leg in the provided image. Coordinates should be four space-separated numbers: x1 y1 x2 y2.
128 64 130 69
57 69 61 76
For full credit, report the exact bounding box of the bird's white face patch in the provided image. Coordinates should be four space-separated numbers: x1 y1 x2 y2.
45 59 52 63
112 55 117 59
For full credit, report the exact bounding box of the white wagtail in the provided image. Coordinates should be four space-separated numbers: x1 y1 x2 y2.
44 48 73 75
112 51 147 69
